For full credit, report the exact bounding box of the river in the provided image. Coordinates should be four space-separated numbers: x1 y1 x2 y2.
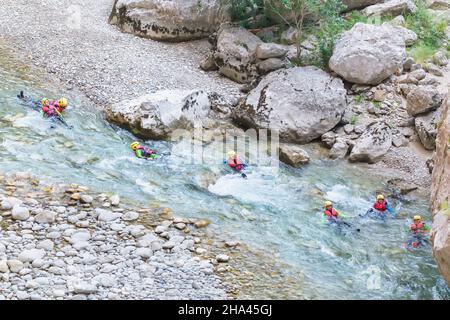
1 44 449 300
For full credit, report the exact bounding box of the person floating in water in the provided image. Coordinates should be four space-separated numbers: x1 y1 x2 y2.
130 141 159 160
226 150 247 178
407 215 430 248
323 201 359 232
361 194 395 220
40 97 69 117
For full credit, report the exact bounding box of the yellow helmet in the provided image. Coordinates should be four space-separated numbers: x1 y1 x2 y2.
376 194 385 200
59 98 68 108
130 142 140 151
227 150 236 157
324 201 333 208
413 215 422 221
41 98 49 106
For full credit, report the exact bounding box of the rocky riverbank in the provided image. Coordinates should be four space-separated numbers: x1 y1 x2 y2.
0 172 306 300
0 172 229 299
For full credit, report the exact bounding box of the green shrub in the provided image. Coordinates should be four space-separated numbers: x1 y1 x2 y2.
405 0 447 61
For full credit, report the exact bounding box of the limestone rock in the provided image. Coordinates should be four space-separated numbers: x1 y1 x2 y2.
233 67 346 143
329 23 406 85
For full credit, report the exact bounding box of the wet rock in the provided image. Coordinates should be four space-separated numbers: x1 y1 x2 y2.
329 23 406 85
279 144 310 166
387 178 418 195
194 219 210 228
106 89 233 140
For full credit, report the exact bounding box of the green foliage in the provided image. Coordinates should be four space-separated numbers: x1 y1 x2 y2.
350 115 359 125
309 0 346 68
354 94 365 104
405 0 447 61
222 0 265 26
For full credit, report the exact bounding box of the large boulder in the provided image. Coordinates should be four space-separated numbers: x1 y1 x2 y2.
232 67 347 143
415 110 441 150
362 0 417 17
106 90 233 139
279 144 310 166
109 0 226 42
329 23 407 85
430 91 450 287
213 25 263 83
349 122 392 163
342 0 384 11
406 86 443 116
382 22 418 46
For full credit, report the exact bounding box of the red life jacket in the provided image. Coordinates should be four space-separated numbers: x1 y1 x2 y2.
324 208 338 219
373 200 387 212
228 157 244 171
410 222 427 234
51 101 64 113
42 105 57 117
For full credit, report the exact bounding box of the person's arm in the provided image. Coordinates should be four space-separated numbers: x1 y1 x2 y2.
336 210 346 218
386 202 396 216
